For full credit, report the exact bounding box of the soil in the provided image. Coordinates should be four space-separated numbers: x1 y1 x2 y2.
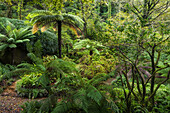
0 78 116 113
0 82 43 113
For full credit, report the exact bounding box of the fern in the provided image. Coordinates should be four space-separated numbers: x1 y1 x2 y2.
86 85 103 106
88 73 111 86
0 68 31 82
27 53 43 64
21 101 41 113
52 101 79 113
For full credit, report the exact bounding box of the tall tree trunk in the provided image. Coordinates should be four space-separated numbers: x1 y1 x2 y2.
80 0 87 38
150 45 156 108
58 21 62 58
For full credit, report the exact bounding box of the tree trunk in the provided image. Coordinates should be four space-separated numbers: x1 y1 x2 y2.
150 45 156 108
80 0 87 38
58 21 62 58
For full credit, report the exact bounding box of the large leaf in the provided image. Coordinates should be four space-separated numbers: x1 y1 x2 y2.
15 40 23 43
0 44 8 51
22 39 30 42
0 34 7 39
7 38 15 43
9 44 17 48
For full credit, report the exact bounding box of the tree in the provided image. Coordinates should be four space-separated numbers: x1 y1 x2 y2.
0 20 35 64
28 10 84 58
127 0 170 108
128 0 169 27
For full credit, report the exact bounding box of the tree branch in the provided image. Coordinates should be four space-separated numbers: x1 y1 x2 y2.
148 70 170 101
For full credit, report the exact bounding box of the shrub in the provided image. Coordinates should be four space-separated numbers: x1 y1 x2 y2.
77 54 117 78
16 72 48 98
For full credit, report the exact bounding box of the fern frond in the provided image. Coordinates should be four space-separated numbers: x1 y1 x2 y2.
105 100 120 113
41 25 48 32
17 63 33 68
21 101 41 113
52 101 77 113
6 20 15 31
47 59 78 75
31 10 53 16
0 68 33 81
17 27 35 39
32 24 39 34
88 73 111 86
39 95 56 113
62 13 84 27
73 88 89 113
27 53 43 64
63 21 83 37
86 85 103 106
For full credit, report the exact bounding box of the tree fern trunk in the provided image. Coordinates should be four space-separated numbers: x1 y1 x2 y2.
150 45 156 108
80 0 87 38
58 21 62 58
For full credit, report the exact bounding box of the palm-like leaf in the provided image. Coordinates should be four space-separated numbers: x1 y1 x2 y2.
0 24 35 53
0 34 8 40
29 11 83 34
28 10 84 58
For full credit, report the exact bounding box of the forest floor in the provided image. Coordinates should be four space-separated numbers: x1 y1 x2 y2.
0 82 44 113
0 78 116 113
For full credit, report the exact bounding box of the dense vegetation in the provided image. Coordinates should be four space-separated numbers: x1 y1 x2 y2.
0 0 169 113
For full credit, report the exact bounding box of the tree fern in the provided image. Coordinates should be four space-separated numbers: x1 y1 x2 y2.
27 10 84 58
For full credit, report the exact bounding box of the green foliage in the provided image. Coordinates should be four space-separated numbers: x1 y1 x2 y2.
0 17 26 31
0 63 17 82
16 72 48 98
77 54 117 78
153 84 170 113
21 101 42 113
111 77 170 113
21 72 119 113
0 87 3 94
74 39 105 55
0 1 169 113
32 31 58 55
0 20 35 57
85 18 111 42
27 10 84 34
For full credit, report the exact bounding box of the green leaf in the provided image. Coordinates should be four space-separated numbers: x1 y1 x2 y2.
157 61 166 68
22 39 30 42
0 34 7 39
93 48 99 54
7 38 15 43
86 45 90 49
0 44 8 51
15 40 23 43
9 44 17 48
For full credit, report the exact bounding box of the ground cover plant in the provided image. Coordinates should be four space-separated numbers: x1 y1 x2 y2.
0 0 169 113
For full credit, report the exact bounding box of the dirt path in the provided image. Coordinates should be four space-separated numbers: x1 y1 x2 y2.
0 82 32 113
